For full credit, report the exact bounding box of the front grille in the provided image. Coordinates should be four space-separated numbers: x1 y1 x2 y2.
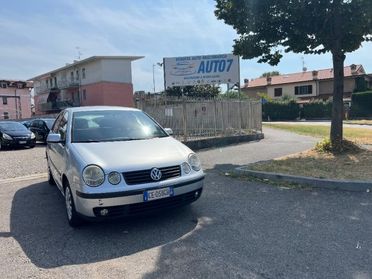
93 188 202 217
13 136 29 140
123 165 181 185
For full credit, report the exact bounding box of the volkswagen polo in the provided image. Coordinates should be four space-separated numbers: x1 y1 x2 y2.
46 106 204 226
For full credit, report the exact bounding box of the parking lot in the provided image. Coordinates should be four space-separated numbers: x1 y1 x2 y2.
1 128 372 278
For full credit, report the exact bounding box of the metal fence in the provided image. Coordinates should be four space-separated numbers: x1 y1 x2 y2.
136 96 262 141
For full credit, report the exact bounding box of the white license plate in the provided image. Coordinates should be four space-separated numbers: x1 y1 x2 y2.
19 141 27 144
144 187 174 202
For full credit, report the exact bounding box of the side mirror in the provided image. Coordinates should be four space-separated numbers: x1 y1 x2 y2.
47 133 62 143
164 128 173 135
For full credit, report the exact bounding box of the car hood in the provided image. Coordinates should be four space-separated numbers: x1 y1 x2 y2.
72 137 193 172
1 130 32 137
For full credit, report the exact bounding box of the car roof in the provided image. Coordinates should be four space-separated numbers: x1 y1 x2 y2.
64 106 141 113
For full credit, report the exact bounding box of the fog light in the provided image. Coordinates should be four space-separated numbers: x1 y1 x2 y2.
194 191 199 198
100 209 109 216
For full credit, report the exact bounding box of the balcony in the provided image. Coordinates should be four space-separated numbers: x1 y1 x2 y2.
39 100 80 113
34 80 80 95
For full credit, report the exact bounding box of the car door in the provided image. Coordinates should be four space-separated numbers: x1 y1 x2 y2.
47 112 67 189
39 121 50 141
30 120 42 140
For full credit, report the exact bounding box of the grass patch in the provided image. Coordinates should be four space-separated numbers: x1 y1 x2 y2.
264 123 372 145
249 148 372 181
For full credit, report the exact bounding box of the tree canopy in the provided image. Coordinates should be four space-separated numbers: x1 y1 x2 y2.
260 71 280 78
165 84 220 98
215 0 372 65
215 0 372 150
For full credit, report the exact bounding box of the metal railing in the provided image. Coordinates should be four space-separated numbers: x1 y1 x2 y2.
136 96 262 142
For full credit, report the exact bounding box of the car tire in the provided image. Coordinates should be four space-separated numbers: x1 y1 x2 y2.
47 167 56 186
64 184 82 227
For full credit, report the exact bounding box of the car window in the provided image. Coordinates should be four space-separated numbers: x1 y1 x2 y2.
0 122 29 132
44 119 55 129
52 112 64 133
71 110 168 143
58 111 69 141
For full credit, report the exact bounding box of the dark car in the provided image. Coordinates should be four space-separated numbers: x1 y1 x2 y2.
21 120 32 129
0 121 36 150
29 118 55 142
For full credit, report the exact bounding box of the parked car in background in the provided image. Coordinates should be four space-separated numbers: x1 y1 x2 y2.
46 106 204 227
29 118 55 142
21 120 32 129
0 121 36 150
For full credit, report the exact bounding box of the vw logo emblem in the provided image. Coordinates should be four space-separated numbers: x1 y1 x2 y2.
150 168 162 181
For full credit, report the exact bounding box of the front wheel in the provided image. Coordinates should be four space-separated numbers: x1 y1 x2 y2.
47 167 56 185
65 185 82 227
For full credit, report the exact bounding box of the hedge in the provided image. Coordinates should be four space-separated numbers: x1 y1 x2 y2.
303 101 332 119
262 100 333 120
262 100 299 120
351 91 372 117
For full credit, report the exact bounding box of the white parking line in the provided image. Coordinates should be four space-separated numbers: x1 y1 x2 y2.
0 173 47 185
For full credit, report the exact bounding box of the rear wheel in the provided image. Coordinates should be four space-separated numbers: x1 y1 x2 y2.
65 184 82 227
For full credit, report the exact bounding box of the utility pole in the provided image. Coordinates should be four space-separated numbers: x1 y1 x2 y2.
152 64 156 94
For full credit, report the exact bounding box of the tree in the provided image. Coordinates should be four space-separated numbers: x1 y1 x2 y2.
260 71 280 78
165 84 220 98
215 0 372 150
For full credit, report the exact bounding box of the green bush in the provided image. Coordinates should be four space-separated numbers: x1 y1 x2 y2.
263 100 299 120
351 91 372 117
303 101 332 119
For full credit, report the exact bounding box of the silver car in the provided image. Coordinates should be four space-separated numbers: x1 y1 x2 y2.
46 106 204 227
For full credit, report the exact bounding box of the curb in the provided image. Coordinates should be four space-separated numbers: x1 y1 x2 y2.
234 167 372 192
0 173 47 185
184 133 264 151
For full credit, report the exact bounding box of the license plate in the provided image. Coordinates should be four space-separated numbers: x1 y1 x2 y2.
19 141 27 144
144 187 174 202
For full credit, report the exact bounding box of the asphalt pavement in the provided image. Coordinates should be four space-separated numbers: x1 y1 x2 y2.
1 128 371 279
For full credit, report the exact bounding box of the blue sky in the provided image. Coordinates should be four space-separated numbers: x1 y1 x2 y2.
1 0 371 92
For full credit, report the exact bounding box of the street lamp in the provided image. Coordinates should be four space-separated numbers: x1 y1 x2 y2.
152 62 163 94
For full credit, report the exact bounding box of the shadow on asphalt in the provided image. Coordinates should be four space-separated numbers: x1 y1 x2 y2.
7 165 372 278
9 181 201 268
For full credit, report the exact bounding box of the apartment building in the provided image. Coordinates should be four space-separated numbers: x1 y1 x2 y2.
0 80 33 120
242 64 371 102
29 56 143 115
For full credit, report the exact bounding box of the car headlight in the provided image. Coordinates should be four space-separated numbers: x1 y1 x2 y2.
108 171 121 185
188 153 201 171
2 133 12 140
82 165 105 187
181 162 191 174
30 132 36 139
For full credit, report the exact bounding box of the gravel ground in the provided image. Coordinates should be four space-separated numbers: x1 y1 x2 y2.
0 145 47 179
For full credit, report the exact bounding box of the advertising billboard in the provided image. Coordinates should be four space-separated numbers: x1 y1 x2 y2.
163 54 239 88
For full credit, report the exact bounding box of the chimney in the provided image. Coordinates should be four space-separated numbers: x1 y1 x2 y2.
350 64 357 74
312 70 318 80
266 76 272 85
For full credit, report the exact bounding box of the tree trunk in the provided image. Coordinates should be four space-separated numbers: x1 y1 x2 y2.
330 50 345 150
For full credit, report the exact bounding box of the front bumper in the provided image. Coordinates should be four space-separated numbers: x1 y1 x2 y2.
74 176 204 218
1 138 35 148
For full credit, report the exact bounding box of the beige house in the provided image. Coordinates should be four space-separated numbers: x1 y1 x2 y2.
242 64 371 102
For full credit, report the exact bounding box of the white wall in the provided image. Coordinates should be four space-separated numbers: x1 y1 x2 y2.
100 59 132 83
268 81 318 99
34 58 133 96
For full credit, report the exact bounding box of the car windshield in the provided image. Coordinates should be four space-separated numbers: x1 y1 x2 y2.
72 110 168 143
0 122 29 132
44 119 55 129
